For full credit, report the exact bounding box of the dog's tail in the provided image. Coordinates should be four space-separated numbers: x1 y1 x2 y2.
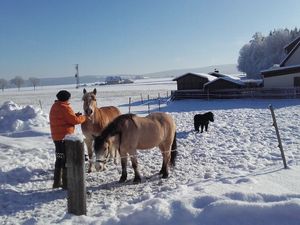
170 132 177 167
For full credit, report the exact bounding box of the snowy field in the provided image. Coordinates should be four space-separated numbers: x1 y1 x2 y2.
1 77 300 225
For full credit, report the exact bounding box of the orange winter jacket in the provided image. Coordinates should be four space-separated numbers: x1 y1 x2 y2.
49 100 86 141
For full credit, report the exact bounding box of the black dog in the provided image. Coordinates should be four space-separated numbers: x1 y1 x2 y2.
194 112 214 133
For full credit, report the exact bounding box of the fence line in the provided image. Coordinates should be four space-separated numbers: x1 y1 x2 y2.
172 87 300 100
127 91 171 114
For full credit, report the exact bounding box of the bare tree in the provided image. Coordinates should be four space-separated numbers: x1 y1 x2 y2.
29 77 40 91
10 76 24 91
0 79 8 92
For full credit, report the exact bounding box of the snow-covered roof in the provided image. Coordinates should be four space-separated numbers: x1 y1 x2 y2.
173 72 217 82
203 76 245 87
242 79 263 85
280 37 300 67
208 71 228 78
261 65 300 77
284 36 300 54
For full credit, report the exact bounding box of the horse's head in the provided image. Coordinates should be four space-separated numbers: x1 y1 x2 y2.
82 88 97 117
209 112 214 122
94 135 111 171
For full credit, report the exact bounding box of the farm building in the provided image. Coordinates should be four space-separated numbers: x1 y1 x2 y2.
261 36 300 88
208 69 228 78
204 76 245 90
172 73 216 90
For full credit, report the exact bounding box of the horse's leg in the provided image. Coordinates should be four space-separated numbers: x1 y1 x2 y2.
109 143 119 165
113 148 120 165
130 154 141 183
85 137 94 173
194 121 199 132
159 145 171 178
200 124 204 133
119 155 128 183
205 123 208 132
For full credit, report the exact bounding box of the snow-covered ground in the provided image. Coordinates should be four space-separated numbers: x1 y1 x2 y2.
1 78 300 225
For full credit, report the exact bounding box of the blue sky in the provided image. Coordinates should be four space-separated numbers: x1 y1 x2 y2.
0 0 299 79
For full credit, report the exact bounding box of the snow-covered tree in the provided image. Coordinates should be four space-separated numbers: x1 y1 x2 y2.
237 28 300 79
29 77 40 91
10 76 24 91
0 79 8 91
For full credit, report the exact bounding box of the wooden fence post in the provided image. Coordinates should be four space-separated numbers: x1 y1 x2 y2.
65 138 87 215
39 100 43 110
129 97 131 113
158 99 160 111
269 105 288 169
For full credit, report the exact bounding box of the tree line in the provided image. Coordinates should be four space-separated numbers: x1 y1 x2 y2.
237 27 300 79
0 76 40 92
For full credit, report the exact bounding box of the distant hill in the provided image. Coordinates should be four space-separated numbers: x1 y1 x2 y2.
38 75 105 86
142 64 240 78
17 64 239 87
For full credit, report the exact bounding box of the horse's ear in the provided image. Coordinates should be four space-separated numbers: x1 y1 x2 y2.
83 88 87 94
93 88 97 95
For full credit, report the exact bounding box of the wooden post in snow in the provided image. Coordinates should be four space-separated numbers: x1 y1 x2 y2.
158 93 161 111
269 104 288 169
65 138 87 215
158 98 161 111
129 97 131 113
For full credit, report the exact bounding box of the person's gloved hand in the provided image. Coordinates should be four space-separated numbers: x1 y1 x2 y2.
75 112 82 116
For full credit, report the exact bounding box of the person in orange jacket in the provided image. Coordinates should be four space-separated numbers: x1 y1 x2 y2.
49 90 86 189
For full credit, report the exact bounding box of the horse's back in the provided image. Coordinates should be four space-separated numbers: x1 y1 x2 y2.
99 106 121 119
133 112 175 149
97 105 121 130
146 112 175 129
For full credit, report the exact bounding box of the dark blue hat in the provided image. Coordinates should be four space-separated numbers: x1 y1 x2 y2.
56 90 71 101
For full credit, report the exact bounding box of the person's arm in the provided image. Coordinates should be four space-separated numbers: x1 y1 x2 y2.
63 105 86 125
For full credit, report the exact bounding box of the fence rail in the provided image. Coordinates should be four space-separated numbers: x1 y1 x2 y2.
171 87 300 100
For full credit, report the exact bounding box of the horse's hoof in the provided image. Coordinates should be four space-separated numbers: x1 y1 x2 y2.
133 177 142 183
162 173 169 179
119 176 127 183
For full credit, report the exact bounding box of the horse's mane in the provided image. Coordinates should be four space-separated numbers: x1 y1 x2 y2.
94 114 137 151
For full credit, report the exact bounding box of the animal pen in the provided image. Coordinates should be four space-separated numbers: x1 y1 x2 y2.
63 105 288 216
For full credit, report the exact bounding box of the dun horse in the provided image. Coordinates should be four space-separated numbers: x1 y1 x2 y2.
94 112 177 183
81 88 121 172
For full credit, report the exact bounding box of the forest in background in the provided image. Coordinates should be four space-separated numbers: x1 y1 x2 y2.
238 28 300 79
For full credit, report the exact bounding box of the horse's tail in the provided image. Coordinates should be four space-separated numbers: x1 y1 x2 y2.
170 132 177 167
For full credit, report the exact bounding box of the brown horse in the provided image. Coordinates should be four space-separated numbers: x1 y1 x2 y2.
81 88 121 172
94 112 177 183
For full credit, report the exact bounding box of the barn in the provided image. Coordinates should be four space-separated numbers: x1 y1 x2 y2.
204 76 245 90
261 36 300 88
172 73 216 90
